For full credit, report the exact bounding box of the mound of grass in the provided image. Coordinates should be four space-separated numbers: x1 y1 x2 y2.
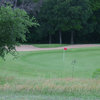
33 44 68 48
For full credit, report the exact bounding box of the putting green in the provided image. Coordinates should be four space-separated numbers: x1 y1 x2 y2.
0 47 100 79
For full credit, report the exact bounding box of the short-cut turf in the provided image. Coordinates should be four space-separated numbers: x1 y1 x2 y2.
0 47 100 79
33 44 68 48
0 47 100 99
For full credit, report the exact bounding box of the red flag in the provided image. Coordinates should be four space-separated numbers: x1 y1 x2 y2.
64 48 67 51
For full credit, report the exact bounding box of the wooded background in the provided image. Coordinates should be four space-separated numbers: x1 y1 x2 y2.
0 0 100 44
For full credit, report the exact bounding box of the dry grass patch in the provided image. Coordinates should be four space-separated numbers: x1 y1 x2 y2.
0 78 100 96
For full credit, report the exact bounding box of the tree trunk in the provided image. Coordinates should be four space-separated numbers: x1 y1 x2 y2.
21 0 25 9
49 34 52 44
14 0 17 8
59 30 62 44
71 31 74 44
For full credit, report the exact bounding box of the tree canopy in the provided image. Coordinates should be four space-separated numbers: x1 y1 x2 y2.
38 0 93 44
0 6 38 58
0 0 100 46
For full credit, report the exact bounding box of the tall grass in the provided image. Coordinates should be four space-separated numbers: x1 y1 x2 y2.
0 77 100 97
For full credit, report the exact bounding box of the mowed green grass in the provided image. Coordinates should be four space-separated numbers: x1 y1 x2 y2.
0 47 100 100
0 47 100 79
33 44 68 48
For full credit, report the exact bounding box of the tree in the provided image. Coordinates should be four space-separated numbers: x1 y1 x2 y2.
38 0 92 44
54 0 93 44
37 0 56 44
0 6 38 58
90 0 100 35
0 0 42 15
90 0 100 11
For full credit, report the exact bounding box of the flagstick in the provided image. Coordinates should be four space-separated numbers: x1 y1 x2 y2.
63 49 65 62
63 48 67 62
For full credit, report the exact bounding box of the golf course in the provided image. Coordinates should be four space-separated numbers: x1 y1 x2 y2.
0 45 100 100
0 0 100 99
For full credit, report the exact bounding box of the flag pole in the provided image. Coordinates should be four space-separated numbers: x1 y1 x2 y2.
63 48 68 62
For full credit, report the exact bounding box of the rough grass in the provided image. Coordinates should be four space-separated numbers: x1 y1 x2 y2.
0 47 100 99
33 44 68 48
0 78 100 96
0 94 100 100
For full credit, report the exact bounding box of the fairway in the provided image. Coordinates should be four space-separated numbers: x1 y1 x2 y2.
33 44 68 48
0 47 100 99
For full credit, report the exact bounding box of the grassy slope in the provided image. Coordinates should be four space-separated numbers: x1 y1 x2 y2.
0 47 100 99
33 44 68 48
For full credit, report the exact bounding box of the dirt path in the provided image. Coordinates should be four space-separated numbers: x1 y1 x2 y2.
16 44 100 51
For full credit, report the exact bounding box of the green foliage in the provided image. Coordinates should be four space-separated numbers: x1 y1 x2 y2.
0 0 100 45
92 69 100 79
90 0 100 11
38 0 93 43
38 0 56 37
12 0 100 44
54 0 92 31
0 6 38 58
19 0 39 3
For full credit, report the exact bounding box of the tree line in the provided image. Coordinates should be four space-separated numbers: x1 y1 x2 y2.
37 0 100 44
0 0 100 45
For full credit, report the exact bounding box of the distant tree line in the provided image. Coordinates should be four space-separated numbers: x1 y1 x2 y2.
0 0 100 44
